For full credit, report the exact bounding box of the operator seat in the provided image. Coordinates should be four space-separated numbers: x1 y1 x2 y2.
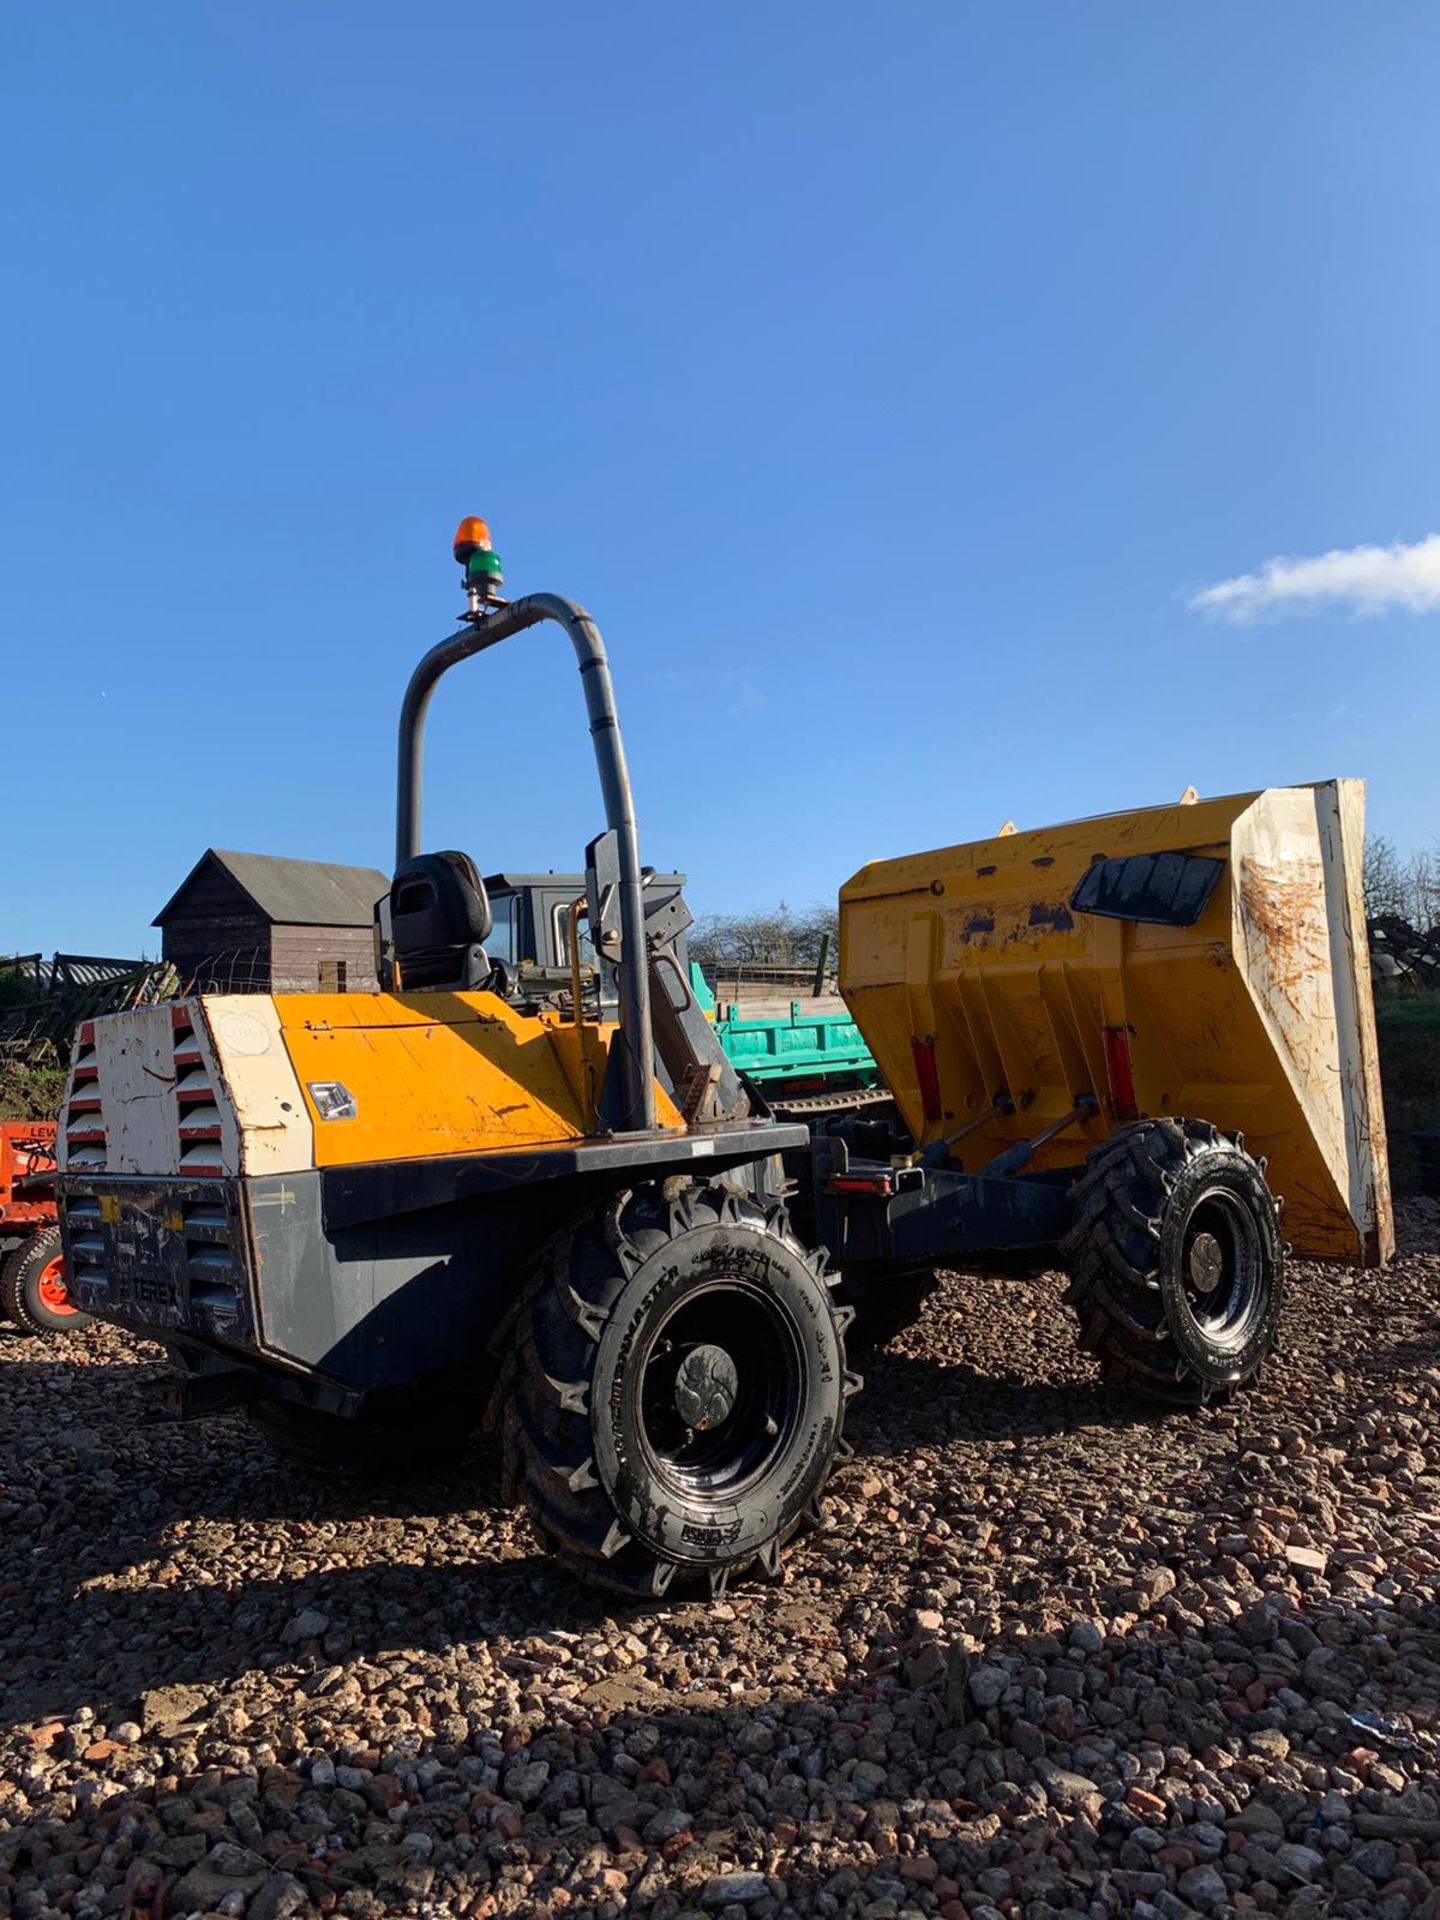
388 850 494 990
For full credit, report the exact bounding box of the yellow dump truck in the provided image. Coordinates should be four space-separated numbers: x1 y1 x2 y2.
806 780 1391 1396
53 521 1390 1598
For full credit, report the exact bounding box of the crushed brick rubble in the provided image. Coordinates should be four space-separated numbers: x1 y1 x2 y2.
2 1206 1438 1920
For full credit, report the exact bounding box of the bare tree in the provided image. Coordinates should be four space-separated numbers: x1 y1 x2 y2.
1363 836 1440 932
1364 837 1411 923
1412 848 1440 929
690 903 839 973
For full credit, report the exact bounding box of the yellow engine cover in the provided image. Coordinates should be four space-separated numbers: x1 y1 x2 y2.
839 780 1391 1265
56 990 684 1182
273 992 683 1167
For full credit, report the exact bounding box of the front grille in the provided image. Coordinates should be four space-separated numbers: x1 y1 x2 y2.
182 1198 244 1330
58 1179 254 1345
64 1025 107 1170
171 1008 224 1175
62 1193 110 1299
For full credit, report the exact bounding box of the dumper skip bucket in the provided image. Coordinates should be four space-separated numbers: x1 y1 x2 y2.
839 779 1391 1265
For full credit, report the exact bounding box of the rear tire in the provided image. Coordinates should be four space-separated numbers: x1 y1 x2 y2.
495 1181 858 1597
1059 1118 1283 1405
1 1227 92 1336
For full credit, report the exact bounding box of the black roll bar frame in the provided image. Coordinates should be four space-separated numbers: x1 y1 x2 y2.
395 593 656 1134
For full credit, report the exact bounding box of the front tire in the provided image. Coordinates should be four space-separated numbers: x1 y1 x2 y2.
1 1227 92 1336
1059 1119 1283 1404
495 1182 858 1597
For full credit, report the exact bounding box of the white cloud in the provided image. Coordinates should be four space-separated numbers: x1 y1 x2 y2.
1188 533 1440 623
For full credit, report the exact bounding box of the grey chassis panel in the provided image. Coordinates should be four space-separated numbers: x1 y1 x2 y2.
250 1128 808 1393
317 1123 809 1231
801 1137 1074 1265
244 1171 345 1376
59 1169 536 1398
246 1169 540 1391
61 1130 811 1402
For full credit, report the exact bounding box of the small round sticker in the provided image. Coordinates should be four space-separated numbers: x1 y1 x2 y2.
217 1011 272 1057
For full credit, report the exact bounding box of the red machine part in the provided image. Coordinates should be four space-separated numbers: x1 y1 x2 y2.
0 1121 89 1330
35 1253 72 1313
0 1121 59 1229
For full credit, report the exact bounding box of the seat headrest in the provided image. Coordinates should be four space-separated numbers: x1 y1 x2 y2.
391 851 492 946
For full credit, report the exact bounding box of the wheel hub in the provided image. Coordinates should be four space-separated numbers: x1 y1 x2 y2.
37 1256 77 1315
673 1343 738 1431
1187 1230 1224 1295
637 1279 800 1496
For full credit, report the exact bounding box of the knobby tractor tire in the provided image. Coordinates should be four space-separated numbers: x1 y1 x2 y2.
1 1226 92 1337
493 1181 860 1599
1059 1118 1284 1406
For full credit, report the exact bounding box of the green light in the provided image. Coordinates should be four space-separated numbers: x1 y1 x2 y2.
466 548 503 582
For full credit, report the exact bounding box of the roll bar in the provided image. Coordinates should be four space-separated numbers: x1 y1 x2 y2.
395 592 656 1134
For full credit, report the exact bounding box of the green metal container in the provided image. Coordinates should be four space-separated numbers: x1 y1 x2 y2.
689 964 879 1105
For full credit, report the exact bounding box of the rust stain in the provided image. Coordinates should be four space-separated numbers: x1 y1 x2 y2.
1238 855 1327 1003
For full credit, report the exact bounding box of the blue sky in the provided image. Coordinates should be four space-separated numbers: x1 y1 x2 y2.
4 6 1439 956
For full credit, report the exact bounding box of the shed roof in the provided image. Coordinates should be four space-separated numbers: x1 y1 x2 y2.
154 849 390 929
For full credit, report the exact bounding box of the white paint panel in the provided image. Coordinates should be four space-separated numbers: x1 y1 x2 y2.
199 995 314 1175
1316 779 1394 1262
55 1055 82 1173
1232 782 1392 1262
94 1007 182 1175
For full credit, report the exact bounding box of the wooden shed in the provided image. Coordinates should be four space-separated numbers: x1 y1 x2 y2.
154 849 389 994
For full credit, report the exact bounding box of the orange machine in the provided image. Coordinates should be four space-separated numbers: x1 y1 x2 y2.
1 1121 87 1334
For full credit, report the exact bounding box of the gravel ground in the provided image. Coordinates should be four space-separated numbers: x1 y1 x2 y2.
2 1209 1438 1920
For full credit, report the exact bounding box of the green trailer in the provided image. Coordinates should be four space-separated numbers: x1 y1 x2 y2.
686 966 883 1117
